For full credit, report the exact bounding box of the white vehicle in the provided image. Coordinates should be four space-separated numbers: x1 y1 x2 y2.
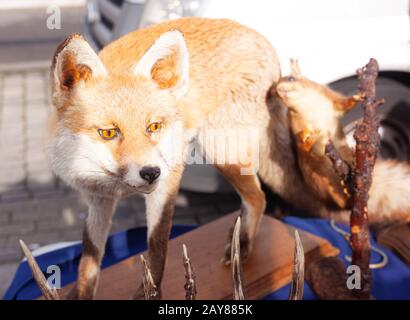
85 0 410 192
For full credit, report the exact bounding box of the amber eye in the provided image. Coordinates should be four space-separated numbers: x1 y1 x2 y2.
98 128 119 140
147 122 162 134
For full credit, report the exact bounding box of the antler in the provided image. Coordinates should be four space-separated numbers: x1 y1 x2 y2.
182 244 197 300
231 216 246 300
288 230 305 300
140 255 160 300
19 240 60 300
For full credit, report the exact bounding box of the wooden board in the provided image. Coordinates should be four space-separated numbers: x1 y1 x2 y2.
59 212 339 300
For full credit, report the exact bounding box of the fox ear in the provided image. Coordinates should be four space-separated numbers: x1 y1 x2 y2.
51 34 107 97
290 58 302 77
133 30 189 99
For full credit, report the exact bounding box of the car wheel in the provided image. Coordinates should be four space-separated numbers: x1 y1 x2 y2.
330 76 410 162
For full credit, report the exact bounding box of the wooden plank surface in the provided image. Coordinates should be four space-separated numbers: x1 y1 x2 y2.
59 212 339 300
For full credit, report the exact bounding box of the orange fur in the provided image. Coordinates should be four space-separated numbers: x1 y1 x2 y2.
49 18 288 298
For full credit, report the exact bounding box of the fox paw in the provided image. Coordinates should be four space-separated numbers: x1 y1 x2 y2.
132 283 162 300
220 238 252 266
66 285 95 300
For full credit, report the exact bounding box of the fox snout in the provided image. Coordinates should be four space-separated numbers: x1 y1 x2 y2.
139 166 161 184
118 162 162 191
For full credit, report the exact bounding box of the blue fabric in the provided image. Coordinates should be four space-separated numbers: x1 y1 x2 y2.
3 225 196 300
4 218 410 300
262 217 410 300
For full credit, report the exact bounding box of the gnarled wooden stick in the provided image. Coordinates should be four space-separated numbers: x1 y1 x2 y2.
182 244 197 300
350 58 384 299
231 216 246 300
326 58 384 299
19 240 60 300
140 255 159 300
288 230 305 300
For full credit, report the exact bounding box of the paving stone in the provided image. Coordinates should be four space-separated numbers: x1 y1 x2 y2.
26 108 47 122
3 74 23 87
27 172 54 188
11 203 81 223
27 159 50 172
0 171 25 186
0 234 8 245
0 222 35 237
8 231 61 249
26 102 47 112
112 217 139 233
0 247 21 265
0 188 30 203
0 150 23 163
0 123 23 136
0 212 10 223
0 262 19 297
60 228 83 242
36 210 85 232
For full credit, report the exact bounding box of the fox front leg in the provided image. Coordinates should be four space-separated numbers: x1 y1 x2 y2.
68 195 118 300
133 165 184 300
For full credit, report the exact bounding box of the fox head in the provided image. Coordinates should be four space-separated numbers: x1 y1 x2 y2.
48 31 189 197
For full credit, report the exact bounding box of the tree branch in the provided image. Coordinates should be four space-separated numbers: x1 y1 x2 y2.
326 58 384 299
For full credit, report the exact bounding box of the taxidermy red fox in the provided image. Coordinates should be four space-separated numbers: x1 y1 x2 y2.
49 17 312 299
276 59 410 226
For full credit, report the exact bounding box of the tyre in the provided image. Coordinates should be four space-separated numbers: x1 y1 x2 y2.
330 75 410 162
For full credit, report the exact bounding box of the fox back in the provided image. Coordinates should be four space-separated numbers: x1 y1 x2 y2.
48 18 280 198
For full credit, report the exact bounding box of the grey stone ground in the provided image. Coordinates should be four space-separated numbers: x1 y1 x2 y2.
0 64 241 297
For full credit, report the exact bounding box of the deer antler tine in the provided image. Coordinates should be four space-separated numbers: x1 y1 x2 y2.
231 216 246 300
140 255 159 300
19 240 60 300
288 230 305 300
182 244 197 300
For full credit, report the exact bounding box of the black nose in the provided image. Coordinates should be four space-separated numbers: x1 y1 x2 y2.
139 166 161 184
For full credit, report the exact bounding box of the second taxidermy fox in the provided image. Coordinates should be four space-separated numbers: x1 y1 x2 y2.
276 59 410 225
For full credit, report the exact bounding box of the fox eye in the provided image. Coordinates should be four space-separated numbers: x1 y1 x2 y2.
288 76 295 82
147 122 162 134
98 128 120 140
